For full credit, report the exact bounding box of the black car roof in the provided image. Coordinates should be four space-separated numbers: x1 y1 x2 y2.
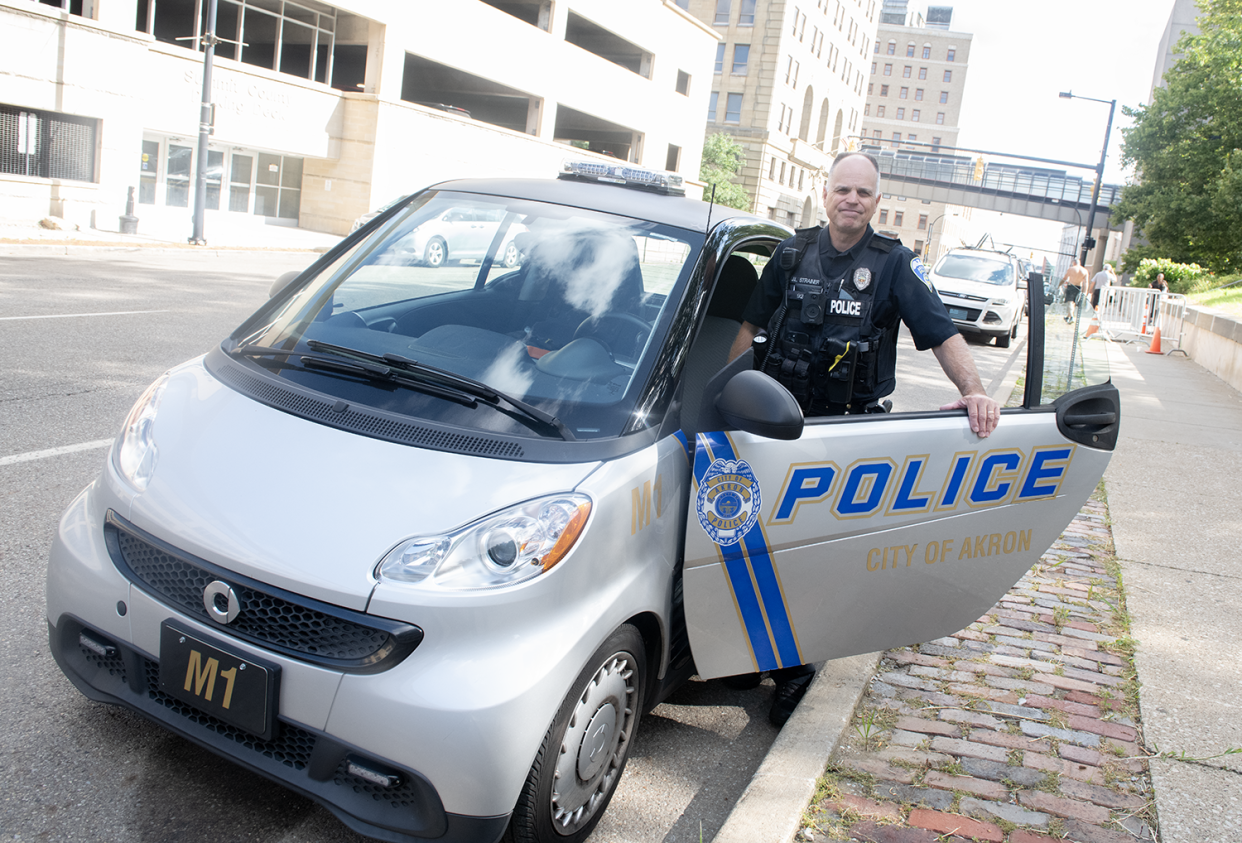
427 178 776 234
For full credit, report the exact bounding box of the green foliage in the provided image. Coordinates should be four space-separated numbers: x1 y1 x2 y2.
699 133 752 211
1115 0 1242 274
1129 257 1213 294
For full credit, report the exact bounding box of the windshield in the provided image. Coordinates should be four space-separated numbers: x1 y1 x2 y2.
233 190 701 440
934 253 1015 286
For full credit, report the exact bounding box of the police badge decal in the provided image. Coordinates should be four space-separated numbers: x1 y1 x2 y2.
852 267 871 292
696 458 762 547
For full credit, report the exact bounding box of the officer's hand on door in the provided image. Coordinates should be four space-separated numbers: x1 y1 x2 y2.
940 393 1000 438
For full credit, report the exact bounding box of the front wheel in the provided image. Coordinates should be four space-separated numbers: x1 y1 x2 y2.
424 237 447 268
503 625 646 843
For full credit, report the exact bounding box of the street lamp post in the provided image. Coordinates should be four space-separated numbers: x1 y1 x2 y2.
190 0 219 246
1058 91 1116 270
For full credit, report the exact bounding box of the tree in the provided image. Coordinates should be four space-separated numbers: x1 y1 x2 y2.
699 133 752 211
1115 0 1242 275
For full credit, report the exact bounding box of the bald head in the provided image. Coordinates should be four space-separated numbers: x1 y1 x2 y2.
827 152 881 193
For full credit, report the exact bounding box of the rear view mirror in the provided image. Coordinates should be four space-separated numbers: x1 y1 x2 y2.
269 270 302 299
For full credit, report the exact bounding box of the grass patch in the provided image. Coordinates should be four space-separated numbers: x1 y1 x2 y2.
1188 283 1242 317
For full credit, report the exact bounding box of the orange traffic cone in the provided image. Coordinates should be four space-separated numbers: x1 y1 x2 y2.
1083 315 1099 338
1147 326 1163 354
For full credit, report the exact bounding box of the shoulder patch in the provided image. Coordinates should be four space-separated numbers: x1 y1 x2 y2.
910 256 933 290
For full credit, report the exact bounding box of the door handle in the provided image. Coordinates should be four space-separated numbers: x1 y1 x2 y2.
1063 411 1117 427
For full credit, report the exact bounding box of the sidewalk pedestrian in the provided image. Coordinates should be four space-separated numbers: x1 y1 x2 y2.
1090 263 1116 309
1060 260 1088 322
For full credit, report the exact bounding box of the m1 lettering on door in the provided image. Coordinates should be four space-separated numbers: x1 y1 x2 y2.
631 474 664 534
184 649 238 709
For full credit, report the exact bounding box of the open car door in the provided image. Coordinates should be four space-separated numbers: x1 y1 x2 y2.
682 272 1120 679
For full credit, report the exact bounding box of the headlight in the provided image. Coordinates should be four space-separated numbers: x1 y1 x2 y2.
377 494 592 590
113 374 170 492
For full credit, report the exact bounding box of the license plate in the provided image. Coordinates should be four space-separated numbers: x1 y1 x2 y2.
948 307 969 320
159 622 280 740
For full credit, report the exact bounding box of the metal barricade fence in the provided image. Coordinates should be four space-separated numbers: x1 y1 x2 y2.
1093 286 1159 341
1155 293 1188 354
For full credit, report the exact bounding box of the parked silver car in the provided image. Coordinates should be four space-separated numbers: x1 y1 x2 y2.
47 167 1119 843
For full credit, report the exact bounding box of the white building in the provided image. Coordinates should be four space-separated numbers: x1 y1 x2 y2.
1150 0 1201 102
861 3 971 261
1 0 718 238
680 0 877 227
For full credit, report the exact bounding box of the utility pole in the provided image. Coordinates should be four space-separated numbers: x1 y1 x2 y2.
190 0 219 246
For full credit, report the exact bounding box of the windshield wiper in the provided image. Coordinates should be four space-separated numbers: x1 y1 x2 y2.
305 340 575 441
227 343 478 407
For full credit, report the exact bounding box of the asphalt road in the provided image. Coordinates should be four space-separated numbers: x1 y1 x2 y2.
0 251 1025 843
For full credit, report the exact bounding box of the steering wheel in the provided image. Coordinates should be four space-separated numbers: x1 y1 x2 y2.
573 312 651 360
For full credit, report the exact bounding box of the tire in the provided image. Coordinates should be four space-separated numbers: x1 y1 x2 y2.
424 237 447 268
502 241 520 268
504 625 647 843
996 330 1011 348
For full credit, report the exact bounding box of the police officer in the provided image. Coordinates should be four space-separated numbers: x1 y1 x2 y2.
726 151 1001 726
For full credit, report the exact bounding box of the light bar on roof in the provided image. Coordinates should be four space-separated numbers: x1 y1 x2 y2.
558 159 686 196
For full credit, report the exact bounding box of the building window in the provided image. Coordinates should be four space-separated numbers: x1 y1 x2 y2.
872 129 882 139
880 84 889 96
779 161 786 185
715 43 725 73
864 104 870 116
254 153 302 220
918 67 927 80
895 108 905 120
899 87 908 99
918 213 928 230
883 63 892 76
906 43 915 57
714 0 731 25
666 144 681 172
867 83 873 94
907 134 917 143
911 109 920 122
786 57 800 87
939 91 949 103
878 209 888 224
932 135 942 151
894 211 904 226
936 112 945 124
739 0 756 25
725 92 743 123
943 70 952 82
903 66 911 78
891 131 900 144
914 239 924 252
708 91 719 121
769 157 777 179
886 41 895 54
874 40 880 53
871 61 877 73
947 48 956 62
877 105 885 117
922 45 931 59
0 105 97 182
676 71 690 96
675 0 689 7
915 88 923 100
733 45 750 74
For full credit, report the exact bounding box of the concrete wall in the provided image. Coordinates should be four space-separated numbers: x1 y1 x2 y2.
1179 306 1242 394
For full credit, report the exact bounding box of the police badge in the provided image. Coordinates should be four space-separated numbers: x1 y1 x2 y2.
695 458 762 547
852 267 872 291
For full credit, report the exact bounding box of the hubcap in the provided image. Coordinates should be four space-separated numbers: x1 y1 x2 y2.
550 654 635 835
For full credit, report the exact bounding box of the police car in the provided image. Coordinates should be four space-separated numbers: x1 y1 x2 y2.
46 163 1120 843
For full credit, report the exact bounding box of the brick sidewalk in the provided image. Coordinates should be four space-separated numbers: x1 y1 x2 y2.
802 498 1158 843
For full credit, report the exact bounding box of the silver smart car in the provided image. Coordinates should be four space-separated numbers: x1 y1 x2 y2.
47 165 1120 843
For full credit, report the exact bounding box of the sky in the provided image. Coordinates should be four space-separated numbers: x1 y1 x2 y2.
918 0 1185 258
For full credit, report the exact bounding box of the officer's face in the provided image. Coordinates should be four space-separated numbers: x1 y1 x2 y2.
823 157 880 239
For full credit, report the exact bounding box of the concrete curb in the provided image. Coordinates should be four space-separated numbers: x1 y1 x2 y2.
712 653 883 843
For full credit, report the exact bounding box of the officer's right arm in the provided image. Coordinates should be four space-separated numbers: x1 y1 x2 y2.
728 322 762 362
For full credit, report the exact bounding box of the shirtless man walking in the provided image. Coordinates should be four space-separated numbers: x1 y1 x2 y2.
1060 260 1089 323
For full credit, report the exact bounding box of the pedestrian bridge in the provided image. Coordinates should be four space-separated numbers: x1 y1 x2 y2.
867 147 1121 226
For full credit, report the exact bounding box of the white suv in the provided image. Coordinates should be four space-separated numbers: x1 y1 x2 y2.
931 248 1025 348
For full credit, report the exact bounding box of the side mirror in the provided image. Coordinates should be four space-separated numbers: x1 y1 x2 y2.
715 370 804 440
269 270 302 299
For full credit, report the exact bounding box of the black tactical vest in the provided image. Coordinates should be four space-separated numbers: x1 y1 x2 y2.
761 227 901 411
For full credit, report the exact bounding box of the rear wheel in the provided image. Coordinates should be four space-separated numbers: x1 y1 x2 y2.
996 329 1011 348
503 625 646 843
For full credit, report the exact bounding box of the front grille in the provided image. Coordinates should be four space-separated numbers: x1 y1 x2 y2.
105 512 422 673
946 306 983 322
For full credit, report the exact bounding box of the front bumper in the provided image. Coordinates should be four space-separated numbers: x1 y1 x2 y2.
48 613 505 843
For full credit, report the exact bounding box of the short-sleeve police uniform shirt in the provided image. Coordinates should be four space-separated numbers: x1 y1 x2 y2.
742 225 957 352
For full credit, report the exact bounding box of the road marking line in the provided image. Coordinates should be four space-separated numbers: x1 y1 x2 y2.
0 439 113 466
0 310 168 321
